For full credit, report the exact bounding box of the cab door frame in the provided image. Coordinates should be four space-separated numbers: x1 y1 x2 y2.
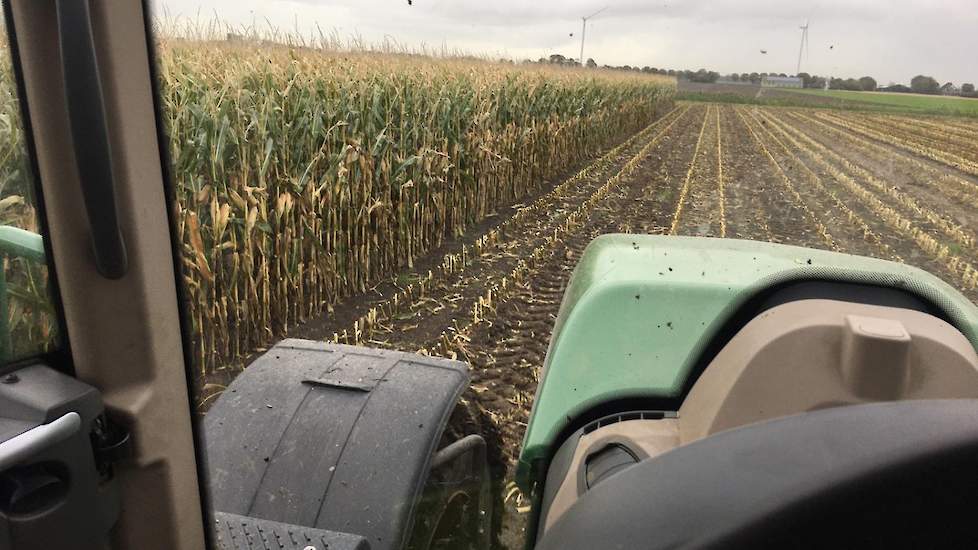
6 1 206 547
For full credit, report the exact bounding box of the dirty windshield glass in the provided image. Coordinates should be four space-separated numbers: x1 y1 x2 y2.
151 0 978 547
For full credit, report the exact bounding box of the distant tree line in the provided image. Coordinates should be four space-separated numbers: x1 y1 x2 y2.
881 76 976 97
528 56 976 98
530 55 688 77
537 54 582 67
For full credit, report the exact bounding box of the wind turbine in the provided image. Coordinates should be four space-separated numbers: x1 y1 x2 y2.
579 6 608 67
796 20 810 75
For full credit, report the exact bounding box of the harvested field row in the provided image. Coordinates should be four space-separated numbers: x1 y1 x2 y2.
854 114 978 160
783 111 978 212
746 107 978 295
811 110 978 177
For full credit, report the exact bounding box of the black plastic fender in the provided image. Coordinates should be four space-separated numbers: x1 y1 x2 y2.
204 340 483 550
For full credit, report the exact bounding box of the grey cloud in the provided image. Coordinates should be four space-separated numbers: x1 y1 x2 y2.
163 0 977 84
285 0 880 27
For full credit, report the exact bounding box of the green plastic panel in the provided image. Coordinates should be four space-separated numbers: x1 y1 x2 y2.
517 235 978 490
0 226 44 263
0 226 45 359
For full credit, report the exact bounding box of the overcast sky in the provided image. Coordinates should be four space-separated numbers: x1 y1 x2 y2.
155 0 977 85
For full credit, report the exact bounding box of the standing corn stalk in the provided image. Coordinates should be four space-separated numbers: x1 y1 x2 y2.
158 42 675 373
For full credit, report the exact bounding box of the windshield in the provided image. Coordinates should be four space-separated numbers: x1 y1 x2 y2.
151 1 977 547
0 24 61 364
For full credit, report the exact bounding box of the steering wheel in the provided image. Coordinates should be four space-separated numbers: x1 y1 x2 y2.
537 400 978 549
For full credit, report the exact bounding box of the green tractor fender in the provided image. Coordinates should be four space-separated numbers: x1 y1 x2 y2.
0 226 46 360
517 234 978 492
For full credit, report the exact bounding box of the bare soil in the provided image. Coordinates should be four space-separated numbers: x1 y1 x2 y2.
678 79 762 98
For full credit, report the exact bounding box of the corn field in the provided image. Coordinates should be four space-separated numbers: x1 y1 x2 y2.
0 43 57 359
0 38 673 372
159 42 674 373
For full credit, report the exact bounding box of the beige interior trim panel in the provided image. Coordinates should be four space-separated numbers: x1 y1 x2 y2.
9 1 205 548
679 299 978 443
540 299 978 534
541 418 679 534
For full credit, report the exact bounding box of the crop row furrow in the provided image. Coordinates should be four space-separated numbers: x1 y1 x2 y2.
853 114 978 163
765 111 977 252
745 109 900 262
882 115 978 143
670 105 712 234
715 106 780 243
812 111 978 178
716 105 727 238
787 111 978 211
757 112 978 290
735 107 839 252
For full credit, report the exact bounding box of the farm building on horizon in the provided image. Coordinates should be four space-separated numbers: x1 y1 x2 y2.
761 76 803 88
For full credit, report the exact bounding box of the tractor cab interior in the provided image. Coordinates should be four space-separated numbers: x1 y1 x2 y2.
0 1 977 549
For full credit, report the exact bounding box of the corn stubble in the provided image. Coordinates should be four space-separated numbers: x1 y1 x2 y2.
159 42 674 373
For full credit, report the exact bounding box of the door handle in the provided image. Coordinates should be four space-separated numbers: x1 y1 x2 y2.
0 412 81 471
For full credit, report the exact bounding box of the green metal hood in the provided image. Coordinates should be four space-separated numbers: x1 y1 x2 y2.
517 235 978 490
